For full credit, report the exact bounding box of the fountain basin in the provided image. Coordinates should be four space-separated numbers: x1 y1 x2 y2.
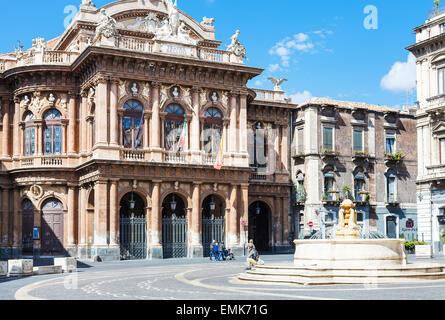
294 239 407 268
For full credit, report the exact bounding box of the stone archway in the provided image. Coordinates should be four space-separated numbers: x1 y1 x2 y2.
162 193 188 259
119 192 147 260
201 194 226 258
249 201 272 252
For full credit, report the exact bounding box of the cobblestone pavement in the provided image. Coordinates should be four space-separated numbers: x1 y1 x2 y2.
2 254 445 300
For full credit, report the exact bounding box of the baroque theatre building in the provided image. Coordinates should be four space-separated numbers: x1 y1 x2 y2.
0 0 294 260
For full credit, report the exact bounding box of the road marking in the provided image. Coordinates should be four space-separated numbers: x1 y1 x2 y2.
174 269 342 300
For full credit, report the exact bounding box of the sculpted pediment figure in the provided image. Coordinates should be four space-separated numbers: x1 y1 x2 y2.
93 9 118 43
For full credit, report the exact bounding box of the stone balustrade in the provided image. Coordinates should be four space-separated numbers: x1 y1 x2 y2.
425 94 445 111
253 89 288 103
121 149 146 161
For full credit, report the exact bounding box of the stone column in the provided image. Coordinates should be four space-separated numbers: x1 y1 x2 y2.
228 184 239 248
190 87 201 163
2 101 9 157
94 181 108 247
35 121 43 156
80 91 88 154
239 92 248 158
110 79 119 146
13 98 20 159
274 197 282 247
67 186 76 247
282 197 290 246
78 186 87 246
190 183 202 257
12 189 20 255
239 184 249 248
150 82 162 162
109 180 119 247
1 188 9 247
150 181 162 258
281 124 289 172
61 121 68 155
95 78 108 146
143 113 150 149
229 92 238 156
67 93 76 154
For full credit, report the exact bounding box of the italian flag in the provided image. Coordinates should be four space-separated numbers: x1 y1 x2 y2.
214 135 224 170
178 113 187 149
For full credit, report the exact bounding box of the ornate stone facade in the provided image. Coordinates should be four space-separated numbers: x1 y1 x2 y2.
0 0 294 260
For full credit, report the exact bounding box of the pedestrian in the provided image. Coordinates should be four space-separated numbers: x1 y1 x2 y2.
246 243 258 270
218 241 225 261
249 239 256 250
214 242 220 261
209 240 216 261
220 241 227 261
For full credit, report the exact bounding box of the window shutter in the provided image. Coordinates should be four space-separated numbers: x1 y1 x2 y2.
323 127 333 151
353 129 363 152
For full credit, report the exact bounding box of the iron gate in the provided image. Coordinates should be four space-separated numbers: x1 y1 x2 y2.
120 214 147 260
202 216 225 257
163 214 187 259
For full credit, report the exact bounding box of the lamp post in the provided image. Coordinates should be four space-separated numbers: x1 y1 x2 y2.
241 219 248 256
171 194 177 212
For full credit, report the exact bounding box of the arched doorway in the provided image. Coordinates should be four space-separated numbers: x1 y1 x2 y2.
120 192 147 260
41 198 64 256
162 193 187 259
202 195 226 257
249 201 271 252
22 199 34 255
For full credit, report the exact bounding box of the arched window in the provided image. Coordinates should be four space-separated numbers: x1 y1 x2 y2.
23 111 36 156
164 104 185 151
43 109 62 155
123 100 144 149
203 107 223 155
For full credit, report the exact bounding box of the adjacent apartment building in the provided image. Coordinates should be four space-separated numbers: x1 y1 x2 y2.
407 7 445 254
290 98 418 241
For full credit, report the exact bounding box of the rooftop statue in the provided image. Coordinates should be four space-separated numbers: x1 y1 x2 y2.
93 9 118 43
164 0 180 37
268 77 288 92
200 17 215 28
227 30 247 60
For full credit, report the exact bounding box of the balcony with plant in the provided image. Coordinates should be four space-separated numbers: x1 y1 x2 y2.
384 152 404 164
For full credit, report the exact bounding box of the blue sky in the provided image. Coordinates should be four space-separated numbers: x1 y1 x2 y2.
0 0 436 108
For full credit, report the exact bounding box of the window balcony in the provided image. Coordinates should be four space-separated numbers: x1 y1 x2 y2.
120 149 146 161
321 150 339 160
20 156 66 167
386 194 400 206
384 152 404 165
352 151 371 161
165 152 187 164
322 191 340 205
203 154 217 166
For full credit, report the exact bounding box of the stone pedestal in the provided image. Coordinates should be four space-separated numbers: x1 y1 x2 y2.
33 266 63 275
8 259 33 276
54 257 77 273
149 245 163 259
415 245 433 259
91 247 120 262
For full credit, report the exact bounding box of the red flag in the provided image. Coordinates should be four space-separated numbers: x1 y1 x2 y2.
178 113 187 149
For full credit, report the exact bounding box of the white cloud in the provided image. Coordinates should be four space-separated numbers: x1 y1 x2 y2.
268 63 280 72
269 31 332 67
381 53 417 93
289 91 313 104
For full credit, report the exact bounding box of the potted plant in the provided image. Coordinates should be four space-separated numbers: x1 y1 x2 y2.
321 194 328 202
342 184 353 200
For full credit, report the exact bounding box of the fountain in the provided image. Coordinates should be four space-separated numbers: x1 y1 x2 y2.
238 200 445 285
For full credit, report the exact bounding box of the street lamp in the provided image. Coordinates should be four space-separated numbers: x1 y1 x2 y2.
129 192 136 210
241 219 248 256
256 203 261 215
171 194 177 211
209 196 216 212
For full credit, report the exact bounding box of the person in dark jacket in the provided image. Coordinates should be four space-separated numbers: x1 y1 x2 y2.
219 241 227 260
209 240 216 261
246 244 258 270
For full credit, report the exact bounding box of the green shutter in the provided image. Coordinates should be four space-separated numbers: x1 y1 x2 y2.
353 129 363 152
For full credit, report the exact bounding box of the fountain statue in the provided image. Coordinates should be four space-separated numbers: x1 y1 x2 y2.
335 199 361 239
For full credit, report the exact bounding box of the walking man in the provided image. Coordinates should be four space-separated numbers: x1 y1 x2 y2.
209 240 216 261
